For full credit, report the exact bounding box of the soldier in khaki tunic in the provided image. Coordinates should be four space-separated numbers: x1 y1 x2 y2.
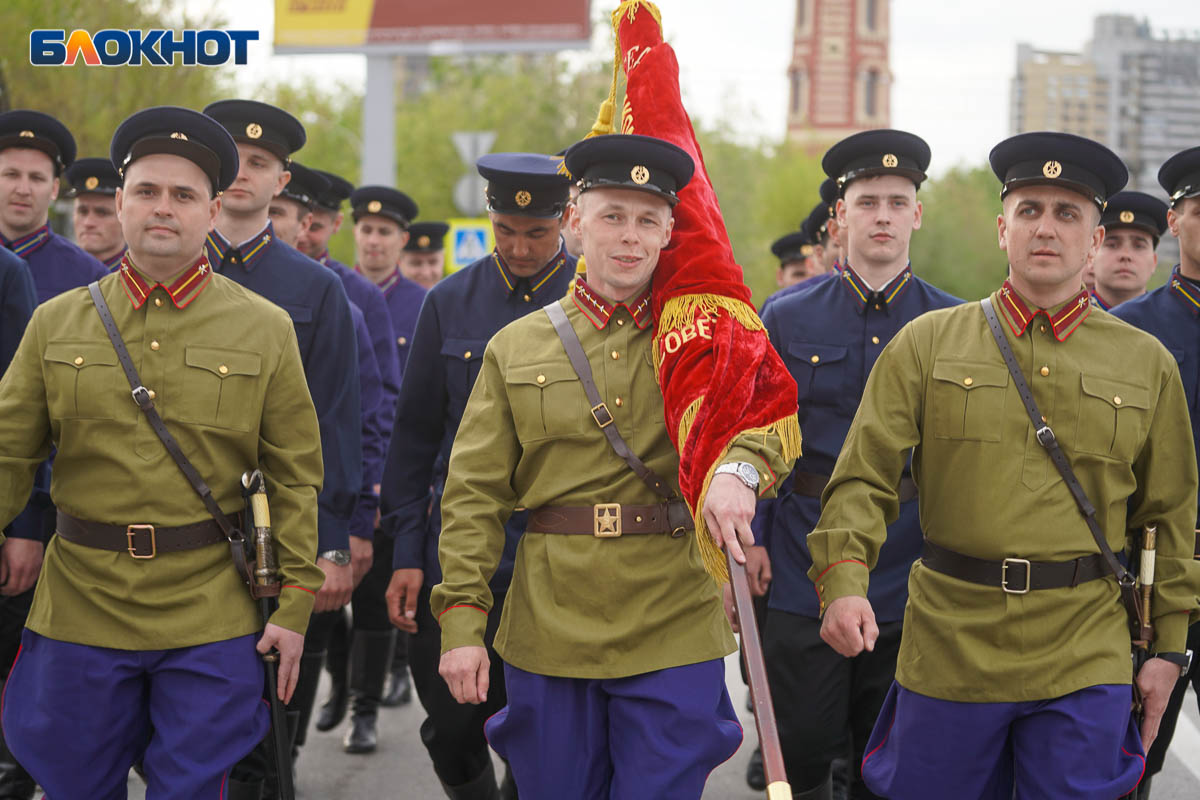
810 132 1200 798
433 134 792 798
0 106 324 799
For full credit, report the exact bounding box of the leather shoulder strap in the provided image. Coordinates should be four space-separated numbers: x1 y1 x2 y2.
979 297 1131 586
86 282 251 582
544 301 673 500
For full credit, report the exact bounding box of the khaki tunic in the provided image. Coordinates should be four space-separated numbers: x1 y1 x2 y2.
809 284 1200 702
433 288 791 679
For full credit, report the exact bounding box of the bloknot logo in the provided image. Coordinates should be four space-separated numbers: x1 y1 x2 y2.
30 29 259 66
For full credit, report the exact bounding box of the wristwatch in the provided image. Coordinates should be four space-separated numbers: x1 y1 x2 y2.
1153 650 1193 676
714 461 759 491
318 549 352 566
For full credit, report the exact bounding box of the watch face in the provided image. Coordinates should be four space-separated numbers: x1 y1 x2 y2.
738 463 759 485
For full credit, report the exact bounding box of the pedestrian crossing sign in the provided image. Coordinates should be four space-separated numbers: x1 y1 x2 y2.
446 219 494 274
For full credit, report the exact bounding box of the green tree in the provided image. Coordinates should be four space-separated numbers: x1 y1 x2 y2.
1 0 233 159
910 165 1008 300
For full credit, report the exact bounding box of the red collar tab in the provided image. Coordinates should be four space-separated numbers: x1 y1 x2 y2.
998 280 1091 341
572 277 653 330
119 252 213 310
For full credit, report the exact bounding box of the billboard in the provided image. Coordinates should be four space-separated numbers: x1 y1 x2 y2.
275 0 592 54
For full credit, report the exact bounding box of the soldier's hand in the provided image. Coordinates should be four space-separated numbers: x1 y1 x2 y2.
745 545 772 597
258 623 305 703
349 535 374 588
1136 656 1184 750
702 473 757 565
820 596 878 657
314 557 353 612
440 645 490 705
386 568 423 633
0 538 44 596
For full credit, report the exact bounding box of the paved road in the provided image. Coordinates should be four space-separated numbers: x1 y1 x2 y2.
119 654 1200 798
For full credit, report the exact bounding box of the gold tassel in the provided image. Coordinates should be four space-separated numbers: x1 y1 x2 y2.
653 294 765 372
574 0 664 144
565 254 588 295
680 410 804 584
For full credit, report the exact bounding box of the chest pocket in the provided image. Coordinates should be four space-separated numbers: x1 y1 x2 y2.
930 360 1009 442
785 342 849 406
1074 374 1150 462
278 304 314 358
175 346 262 431
442 338 488 416
505 364 587 442
43 341 121 420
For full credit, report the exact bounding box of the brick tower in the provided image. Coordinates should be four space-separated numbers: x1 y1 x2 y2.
787 0 892 150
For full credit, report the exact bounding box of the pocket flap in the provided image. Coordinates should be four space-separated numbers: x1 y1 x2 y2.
786 341 849 366
278 304 312 325
1080 374 1149 410
43 341 118 369
507 364 577 388
441 338 488 362
185 346 262 378
931 360 1010 390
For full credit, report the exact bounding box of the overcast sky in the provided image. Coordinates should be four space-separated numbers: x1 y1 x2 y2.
200 1 1200 175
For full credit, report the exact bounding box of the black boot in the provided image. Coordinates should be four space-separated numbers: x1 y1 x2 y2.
441 760 501 800
794 771 834 800
0 690 35 800
315 613 350 732
343 630 394 754
381 633 412 707
745 745 765 791
224 779 263 800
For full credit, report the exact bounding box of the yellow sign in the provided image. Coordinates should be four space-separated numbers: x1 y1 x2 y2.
273 0 376 49
446 218 494 275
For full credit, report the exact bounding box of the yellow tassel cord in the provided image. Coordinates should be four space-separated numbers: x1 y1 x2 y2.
657 294 803 582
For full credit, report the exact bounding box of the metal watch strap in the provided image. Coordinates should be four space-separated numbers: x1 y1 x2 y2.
87 281 252 586
979 298 1137 597
544 301 675 501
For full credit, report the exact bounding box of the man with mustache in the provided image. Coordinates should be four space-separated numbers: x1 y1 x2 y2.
1089 190 1167 310
1111 147 1200 799
65 157 126 271
759 129 960 800
0 104 323 799
811 132 1199 799
382 153 574 799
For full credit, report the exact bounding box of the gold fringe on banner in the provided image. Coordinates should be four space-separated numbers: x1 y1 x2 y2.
680 410 803 583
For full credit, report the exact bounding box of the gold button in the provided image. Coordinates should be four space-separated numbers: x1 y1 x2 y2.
1039 366 1049 377
464 350 472 359
810 355 820 364
73 356 84 366
218 365 229 375
614 397 623 407
1114 396 1122 406
871 336 880 344
524 294 531 302
536 374 546 384
963 377 974 386
147 389 156 400
1041 415 1047 423
150 340 160 351
617 319 625 326
154 298 163 307
398 337 407 346
635 515 643 523
1039 324 1047 333
611 350 620 360
875 303 882 310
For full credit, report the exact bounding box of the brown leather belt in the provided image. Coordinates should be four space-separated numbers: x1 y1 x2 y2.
921 540 1110 594
56 510 236 559
526 502 694 538
793 471 918 503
